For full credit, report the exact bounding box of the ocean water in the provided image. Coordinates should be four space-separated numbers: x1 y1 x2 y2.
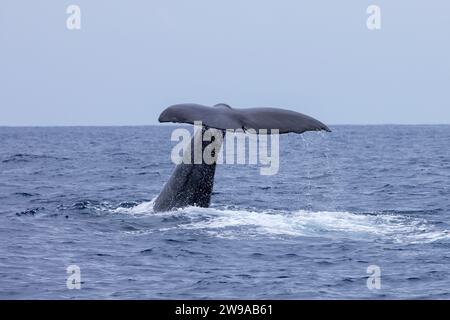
0 125 449 299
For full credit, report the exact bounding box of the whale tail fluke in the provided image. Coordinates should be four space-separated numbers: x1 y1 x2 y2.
159 103 331 134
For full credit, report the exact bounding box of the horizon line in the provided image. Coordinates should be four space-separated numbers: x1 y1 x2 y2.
1 123 450 128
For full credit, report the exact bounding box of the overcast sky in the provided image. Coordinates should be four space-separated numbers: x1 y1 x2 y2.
1 0 449 125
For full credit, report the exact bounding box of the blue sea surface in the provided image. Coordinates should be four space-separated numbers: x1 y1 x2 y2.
0 125 449 299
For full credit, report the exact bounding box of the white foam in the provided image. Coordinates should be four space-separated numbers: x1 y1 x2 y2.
113 199 156 215
179 207 450 243
115 201 450 244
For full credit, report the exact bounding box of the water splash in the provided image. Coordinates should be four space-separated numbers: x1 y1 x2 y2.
116 201 450 244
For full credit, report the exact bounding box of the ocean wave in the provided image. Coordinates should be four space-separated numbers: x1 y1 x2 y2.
2 153 70 163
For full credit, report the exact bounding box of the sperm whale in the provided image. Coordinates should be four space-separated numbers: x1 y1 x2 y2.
153 103 330 212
